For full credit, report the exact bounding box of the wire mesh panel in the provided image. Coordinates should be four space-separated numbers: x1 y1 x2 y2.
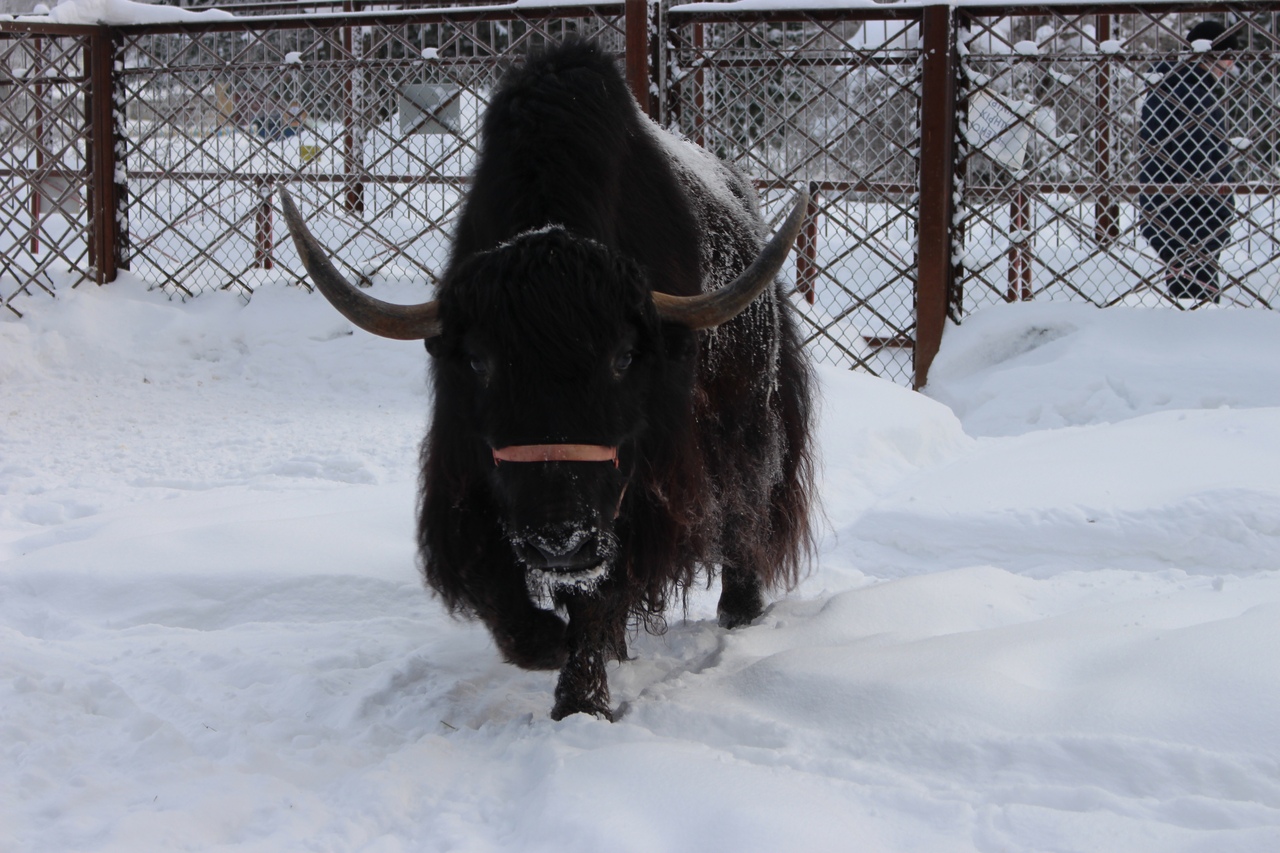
0 29 93 316
665 10 924 384
184 0 525 15
117 6 626 299
957 8 1280 313
9 2 1280 384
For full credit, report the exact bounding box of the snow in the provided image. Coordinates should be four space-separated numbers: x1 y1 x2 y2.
6 0 1250 28
641 117 759 232
4 278 1280 851
35 0 234 25
845 19 919 52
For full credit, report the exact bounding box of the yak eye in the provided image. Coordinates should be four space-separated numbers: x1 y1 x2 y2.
469 357 488 376
613 350 634 374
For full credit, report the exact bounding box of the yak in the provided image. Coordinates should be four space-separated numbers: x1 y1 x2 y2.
280 38 815 721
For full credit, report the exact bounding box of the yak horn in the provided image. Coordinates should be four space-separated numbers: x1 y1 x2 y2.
652 189 809 330
279 187 442 340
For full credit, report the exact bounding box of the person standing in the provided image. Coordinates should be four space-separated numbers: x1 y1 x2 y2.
1138 20 1240 303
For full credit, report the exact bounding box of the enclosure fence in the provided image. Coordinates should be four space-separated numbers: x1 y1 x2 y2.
4 1 1280 387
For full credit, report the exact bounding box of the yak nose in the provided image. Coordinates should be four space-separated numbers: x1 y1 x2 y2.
533 537 590 567
516 527 596 569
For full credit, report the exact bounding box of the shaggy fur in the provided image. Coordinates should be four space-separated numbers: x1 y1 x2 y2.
417 38 815 720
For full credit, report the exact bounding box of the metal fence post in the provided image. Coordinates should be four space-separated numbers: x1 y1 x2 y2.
87 27 124 284
1094 12 1119 246
343 0 365 215
625 0 651 117
254 176 274 269
915 5 958 389
1007 188 1032 301
32 34 45 259
796 185 819 304
649 0 663 123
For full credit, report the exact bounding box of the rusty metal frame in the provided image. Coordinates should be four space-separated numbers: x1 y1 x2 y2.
6 1 1280 387
0 24 97 315
87 27 125 284
108 4 629 299
955 5 1280 322
916 5 958 390
665 5 928 385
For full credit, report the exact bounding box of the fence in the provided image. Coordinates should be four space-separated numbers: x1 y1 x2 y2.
957 8 1280 317
0 27 106 302
3 2 1279 388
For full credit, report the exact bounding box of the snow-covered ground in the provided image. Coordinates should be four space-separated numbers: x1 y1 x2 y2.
3 279 1279 852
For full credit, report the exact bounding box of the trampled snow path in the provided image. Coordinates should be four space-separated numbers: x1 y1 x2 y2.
3 279 1279 851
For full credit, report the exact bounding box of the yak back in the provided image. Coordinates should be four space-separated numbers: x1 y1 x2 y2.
447 38 705 299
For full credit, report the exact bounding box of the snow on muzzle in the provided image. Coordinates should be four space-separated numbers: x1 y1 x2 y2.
511 521 618 572
511 519 621 610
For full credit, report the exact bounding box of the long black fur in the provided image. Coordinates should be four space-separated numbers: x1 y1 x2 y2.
417 39 815 719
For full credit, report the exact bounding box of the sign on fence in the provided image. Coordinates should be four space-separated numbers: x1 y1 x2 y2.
398 84 460 136
965 91 1031 173
36 175 82 217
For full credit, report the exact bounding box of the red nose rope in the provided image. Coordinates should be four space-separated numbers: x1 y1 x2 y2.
491 444 626 518
491 444 619 467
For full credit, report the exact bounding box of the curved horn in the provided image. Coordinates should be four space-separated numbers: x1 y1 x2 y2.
279 187 442 340
652 189 810 330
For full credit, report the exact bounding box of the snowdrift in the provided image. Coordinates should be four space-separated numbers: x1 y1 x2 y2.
4 281 1279 851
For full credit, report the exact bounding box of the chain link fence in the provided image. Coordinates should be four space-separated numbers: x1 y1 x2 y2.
0 29 93 315
117 7 627 299
4 3 1280 386
665 10 924 383
958 9 1280 313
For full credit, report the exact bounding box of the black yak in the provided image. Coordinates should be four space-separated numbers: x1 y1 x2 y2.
281 38 815 721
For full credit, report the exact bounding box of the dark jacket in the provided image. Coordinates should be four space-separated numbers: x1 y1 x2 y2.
1138 61 1235 255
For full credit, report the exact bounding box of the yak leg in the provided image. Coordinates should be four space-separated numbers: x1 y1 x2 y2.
478 577 569 671
550 595 626 721
717 562 765 629
489 606 568 671
551 646 613 721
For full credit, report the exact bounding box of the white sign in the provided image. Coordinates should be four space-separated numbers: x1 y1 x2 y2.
399 84 460 136
36 174 83 217
966 91 1032 173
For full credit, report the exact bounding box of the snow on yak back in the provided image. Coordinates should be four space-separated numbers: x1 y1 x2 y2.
281 37 815 721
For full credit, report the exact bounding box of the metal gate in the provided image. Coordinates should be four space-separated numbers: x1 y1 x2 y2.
4 2 1279 389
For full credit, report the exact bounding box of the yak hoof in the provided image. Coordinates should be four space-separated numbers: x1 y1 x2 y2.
717 607 761 630
550 696 616 722
716 578 765 629
495 609 568 671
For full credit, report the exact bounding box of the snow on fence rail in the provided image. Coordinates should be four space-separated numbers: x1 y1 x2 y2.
3 1 1280 388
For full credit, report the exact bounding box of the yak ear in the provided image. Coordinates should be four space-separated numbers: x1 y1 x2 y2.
424 336 444 357
659 314 697 362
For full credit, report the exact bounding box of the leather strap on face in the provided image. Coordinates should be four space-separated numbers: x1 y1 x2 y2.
492 444 619 467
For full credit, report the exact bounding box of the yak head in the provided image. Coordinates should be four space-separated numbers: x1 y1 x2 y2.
436 228 667 591
278 188 807 596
